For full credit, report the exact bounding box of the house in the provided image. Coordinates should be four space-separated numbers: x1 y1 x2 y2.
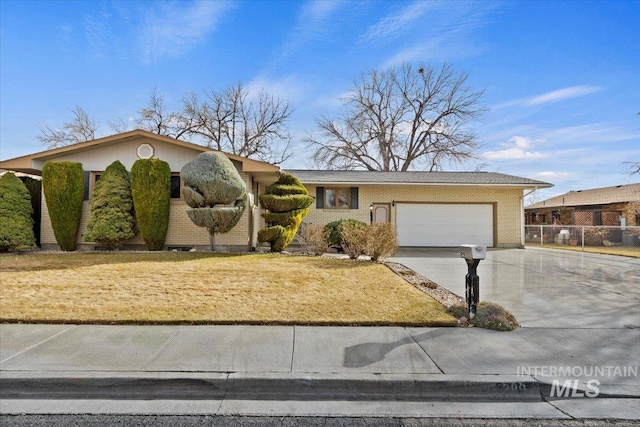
525 183 640 227
285 170 551 248
0 130 552 250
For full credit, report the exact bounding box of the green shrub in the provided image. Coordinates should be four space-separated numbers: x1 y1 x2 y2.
324 219 367 247
367 222 398 262
449 302 519 331
131 159 171 251
42 162 84 251
83 160 136 249
0 172 36 252
258 172 313 252
21 177 42 247
339 221 369 259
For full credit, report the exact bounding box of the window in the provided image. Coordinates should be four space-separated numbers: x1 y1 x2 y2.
170 175 181 199
315 186 358 209
325 188 350 208
593 211 602 226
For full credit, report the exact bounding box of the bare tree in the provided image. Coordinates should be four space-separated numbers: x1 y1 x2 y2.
308 63 485 171
38 106 98 148
136 88 195 139
182 83 293 164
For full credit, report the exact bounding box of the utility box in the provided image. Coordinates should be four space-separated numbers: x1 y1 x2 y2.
459 244 486 260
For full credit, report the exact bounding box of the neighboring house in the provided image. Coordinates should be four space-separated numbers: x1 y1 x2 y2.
0 130 552 250
286 170 551 248
525 183 640 227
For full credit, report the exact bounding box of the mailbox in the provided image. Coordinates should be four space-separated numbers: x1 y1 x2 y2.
459 244 486 260
459 244 485 319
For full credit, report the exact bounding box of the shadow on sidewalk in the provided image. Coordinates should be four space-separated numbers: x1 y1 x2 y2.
342 328 452 368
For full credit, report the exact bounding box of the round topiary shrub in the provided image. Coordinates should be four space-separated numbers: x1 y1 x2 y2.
0 172 36 252
258 172 313 252
83 160 136 249
42 161 84 251
324 219 367 248
180 152 247 250
131 158 171 251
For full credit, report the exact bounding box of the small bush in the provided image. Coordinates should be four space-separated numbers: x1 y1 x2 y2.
131 159 171 251
83 160 136 249
300 223 330 255
324 219 367 247
340 221 369 259
42 162 84 251
367 222 398 262
0 172 36 252
449 301 519 331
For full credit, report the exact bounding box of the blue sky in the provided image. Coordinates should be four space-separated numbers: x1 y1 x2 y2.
1 0 638 203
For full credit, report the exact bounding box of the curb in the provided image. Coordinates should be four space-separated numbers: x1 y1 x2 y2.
1 373 544 402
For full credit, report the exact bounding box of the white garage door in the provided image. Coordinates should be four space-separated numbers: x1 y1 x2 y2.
396 203 494 247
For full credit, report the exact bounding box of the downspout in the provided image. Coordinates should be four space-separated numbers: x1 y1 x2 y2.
521 187 538 248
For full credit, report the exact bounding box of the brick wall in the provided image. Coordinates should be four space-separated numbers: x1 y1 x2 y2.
302 185 524 247
41 172 255 251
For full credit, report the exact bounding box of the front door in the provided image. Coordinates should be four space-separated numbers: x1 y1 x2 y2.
372 203 390 223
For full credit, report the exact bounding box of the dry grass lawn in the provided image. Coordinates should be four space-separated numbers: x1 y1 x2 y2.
0 252 456 326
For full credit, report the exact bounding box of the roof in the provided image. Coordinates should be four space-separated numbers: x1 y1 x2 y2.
285 169 553 188
526 183 640 209
0 129 279 175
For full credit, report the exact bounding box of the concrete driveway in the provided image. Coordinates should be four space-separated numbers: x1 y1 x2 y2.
391 247 640 328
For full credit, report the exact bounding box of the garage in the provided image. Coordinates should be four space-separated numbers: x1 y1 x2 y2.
396 203 494 247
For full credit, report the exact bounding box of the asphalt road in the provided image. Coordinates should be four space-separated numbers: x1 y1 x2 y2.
2 415 640 427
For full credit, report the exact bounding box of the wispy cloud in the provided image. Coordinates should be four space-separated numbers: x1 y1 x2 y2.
138 1 233 64
361 1 438 43
525 85 601 106
82 1 233 64
368 1 497 67
483 136 547 160
279 0 343 58
532 171 570 181
494 85 601 110
245 75 310 104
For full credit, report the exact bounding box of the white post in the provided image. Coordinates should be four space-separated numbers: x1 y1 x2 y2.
540 225 543 246
581 227 585 251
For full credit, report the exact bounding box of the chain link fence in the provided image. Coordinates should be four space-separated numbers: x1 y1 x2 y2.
525 225 640 248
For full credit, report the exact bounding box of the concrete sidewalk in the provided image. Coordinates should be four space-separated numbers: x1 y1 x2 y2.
1 324 639 418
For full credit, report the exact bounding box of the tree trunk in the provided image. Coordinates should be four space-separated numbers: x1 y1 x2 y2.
209 231 216 251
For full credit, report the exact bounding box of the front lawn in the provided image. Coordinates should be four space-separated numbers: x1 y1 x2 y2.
0 252 456 326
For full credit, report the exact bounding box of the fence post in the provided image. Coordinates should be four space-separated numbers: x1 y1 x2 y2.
581 226 585 251
540 225 543 246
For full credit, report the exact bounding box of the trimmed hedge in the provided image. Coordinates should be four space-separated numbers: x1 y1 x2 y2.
0 172 36 252
258 172 313 252
42 162 84 251
84 160 136 249
131 158 171 251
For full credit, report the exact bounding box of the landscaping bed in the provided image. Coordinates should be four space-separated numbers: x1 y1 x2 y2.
0 252 456 326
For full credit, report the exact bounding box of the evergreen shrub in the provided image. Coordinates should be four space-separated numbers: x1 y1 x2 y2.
83 160 136 249
0 172 36 252
131 158 171 250
258 172 313 252
42 162 84 251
